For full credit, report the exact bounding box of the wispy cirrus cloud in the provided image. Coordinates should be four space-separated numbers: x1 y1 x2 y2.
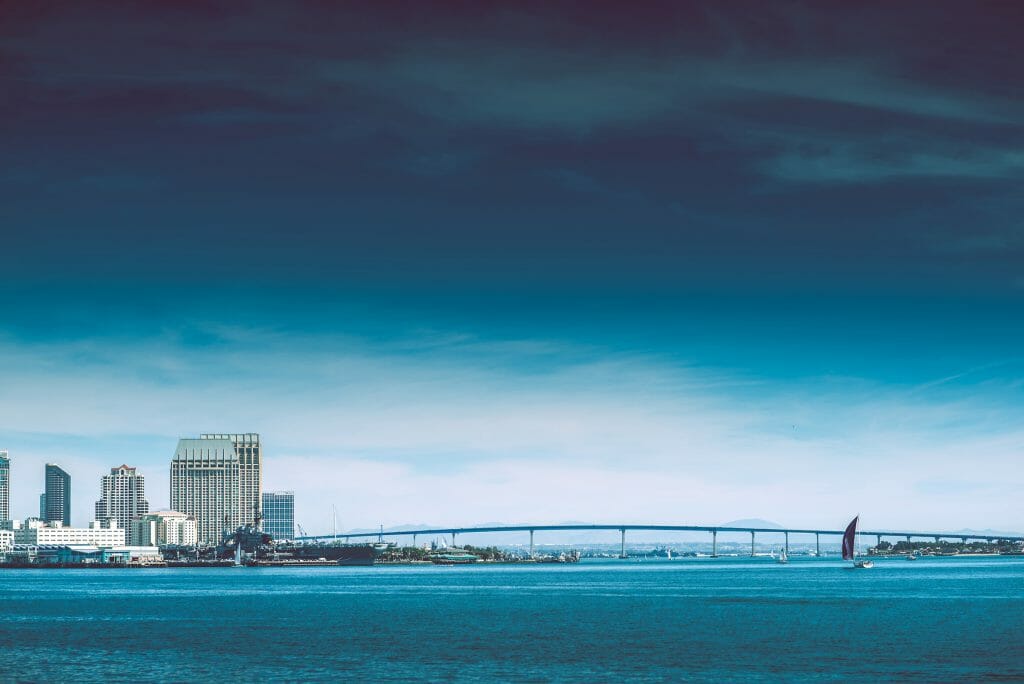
321 51 1019 132
760 136 1024 184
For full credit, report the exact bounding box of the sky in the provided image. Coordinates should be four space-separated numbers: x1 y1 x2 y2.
1 1 1022 536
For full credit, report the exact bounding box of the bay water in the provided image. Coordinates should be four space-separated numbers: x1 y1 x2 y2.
1 556 1021 681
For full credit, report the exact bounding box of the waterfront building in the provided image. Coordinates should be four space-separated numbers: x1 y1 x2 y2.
132 511 198 547
170 438 241 545
0 450 9 524
43 464 71 527
6 544 161 565
11 519 126 546
0 529 12 552
200 433 262 525
261 491 295 541
94 465 149 544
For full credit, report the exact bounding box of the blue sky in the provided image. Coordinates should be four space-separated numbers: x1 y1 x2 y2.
1 2 1022 533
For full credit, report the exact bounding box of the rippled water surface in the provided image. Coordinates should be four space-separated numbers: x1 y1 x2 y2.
1 556 1022 681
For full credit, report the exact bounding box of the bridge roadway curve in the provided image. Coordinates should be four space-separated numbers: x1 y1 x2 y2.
296 523 1024 548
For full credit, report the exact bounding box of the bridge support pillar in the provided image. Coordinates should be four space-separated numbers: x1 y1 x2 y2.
452 532 457 547
750 531 755 557
785 531 789 556
961 537 967 544
712 530 717 557
906 535 911 543
412 534 417 547
529 530 534 559
815 533 820 557
934 536 940 544
876 534 882 547
620 529 626 559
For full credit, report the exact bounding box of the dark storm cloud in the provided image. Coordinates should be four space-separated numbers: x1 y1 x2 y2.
1 0 1023 295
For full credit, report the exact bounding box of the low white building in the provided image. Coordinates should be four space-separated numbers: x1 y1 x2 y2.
131 511 198 547
7 544 162 565
0 529 13 551
114 545 163 563
11 519 126 547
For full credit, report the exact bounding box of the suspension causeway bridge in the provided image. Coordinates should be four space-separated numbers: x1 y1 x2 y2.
296 523 1024 558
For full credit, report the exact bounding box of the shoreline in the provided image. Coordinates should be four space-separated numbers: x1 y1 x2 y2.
2 553 1021 570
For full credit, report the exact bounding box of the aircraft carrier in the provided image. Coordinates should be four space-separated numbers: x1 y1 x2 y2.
219 519 387 566
274 542 385 566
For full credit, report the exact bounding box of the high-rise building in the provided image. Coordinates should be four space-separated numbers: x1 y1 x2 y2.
43 464 71 527
95 465 149 544
261 491 294 541
0 450 9 524
200 433 262 525
170 438 240 545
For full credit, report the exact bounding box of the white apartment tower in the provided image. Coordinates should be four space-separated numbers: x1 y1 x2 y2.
200 433 262 526
170 438 241 545
0 450 9 524
94 465 149 543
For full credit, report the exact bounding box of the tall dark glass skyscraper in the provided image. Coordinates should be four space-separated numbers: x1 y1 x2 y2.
43 464 71 526
261 491 294 541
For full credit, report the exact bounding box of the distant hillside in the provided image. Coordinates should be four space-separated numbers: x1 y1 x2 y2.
721 518 783 529
952 527 1023 537
345 523 436 535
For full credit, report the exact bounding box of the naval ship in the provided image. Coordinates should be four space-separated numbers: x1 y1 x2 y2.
273 542 386 566
218 517 385 566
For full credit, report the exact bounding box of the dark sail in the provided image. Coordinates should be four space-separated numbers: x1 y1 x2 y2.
842 516 859 561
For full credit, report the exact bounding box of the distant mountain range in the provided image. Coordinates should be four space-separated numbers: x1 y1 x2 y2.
949 528 1023 537
720 518 783 529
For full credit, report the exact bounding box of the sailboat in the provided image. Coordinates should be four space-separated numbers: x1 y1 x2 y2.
776 547 788 564
843 515 873 569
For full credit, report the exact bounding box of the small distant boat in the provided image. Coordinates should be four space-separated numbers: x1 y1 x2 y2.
777 548 788 564
906 554 917 561
428 548 479 565
843 516 873 569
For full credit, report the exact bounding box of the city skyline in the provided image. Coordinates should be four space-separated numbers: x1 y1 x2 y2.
1 3 1022 534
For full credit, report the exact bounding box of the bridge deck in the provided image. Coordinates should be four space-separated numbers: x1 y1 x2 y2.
296 523 1023 543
